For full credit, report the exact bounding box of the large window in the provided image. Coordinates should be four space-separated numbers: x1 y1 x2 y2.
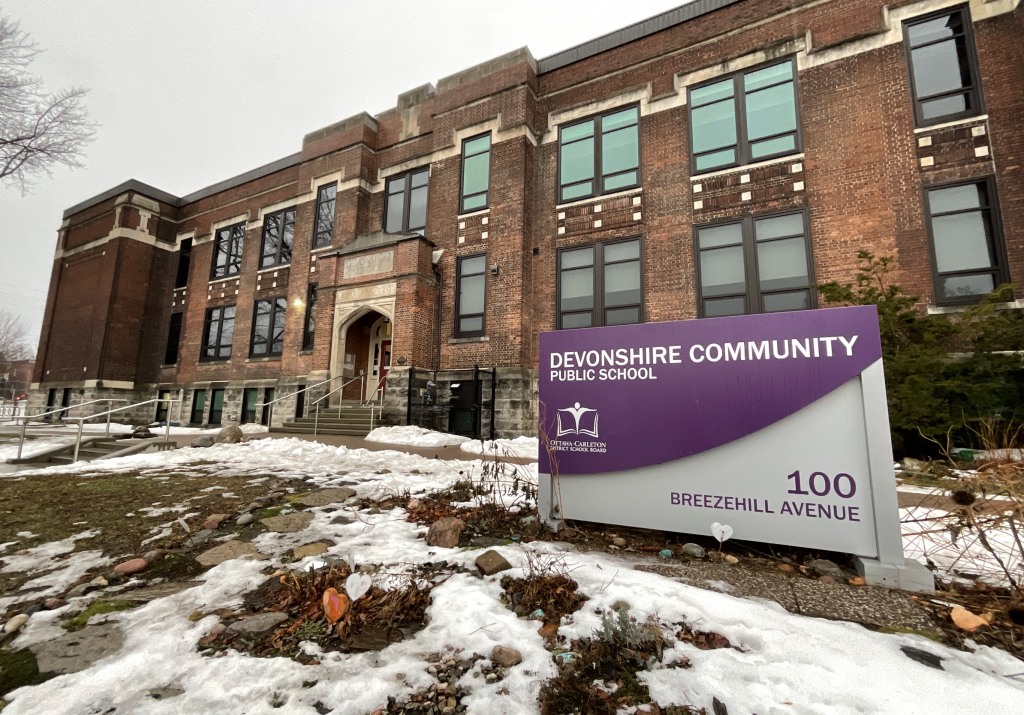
302 284 318 350
384 168 428 235
558 238 642 329
312 184 337 249
695 212 813 317
260 207 296 269
210 223 245 280
925 180 1006 305
559 106 640 203
164 313 182 365
689 59 799 174
201 306 235 360
456 255 487 337
904 8 982 127
461 134 491 213
251 297 287 357
175 238 192 288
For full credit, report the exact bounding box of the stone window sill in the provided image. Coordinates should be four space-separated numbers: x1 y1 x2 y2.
927 299 1024 315
159 364 178 369
297 349 314 356
197 359 231 365
448 336 490 344
245 356 283 363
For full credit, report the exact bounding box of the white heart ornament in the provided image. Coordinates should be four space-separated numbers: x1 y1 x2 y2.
345 573 372 602
711 522 734 544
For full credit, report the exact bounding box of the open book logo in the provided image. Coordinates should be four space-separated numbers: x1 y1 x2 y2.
557 402 599 438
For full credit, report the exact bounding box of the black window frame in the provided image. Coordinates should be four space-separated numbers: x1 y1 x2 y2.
200 305 235 361
903 6 984 128
557 104 642 204
383 167 429 235
687 57 802 175
312 183 337 249
250 296 287 358
164 312 183 365
693 209 816 318
259 206 296 269
556 237 644 330
210 222 245 280
459 132 492 214
923 177 1009 307
302 284 318 351
455 253 487 338
175 238 192 288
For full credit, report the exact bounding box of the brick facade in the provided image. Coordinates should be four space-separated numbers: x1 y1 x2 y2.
30 0 1024 436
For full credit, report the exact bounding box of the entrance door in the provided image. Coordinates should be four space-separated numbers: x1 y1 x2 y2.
59 388 72 420
367 315 393 401
155 390 171 423
241 388 258 424
190 390 207 424
209 389 225 425
261 388 275 426
45 388 57 420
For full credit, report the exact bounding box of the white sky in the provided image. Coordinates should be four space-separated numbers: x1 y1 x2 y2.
0 0 688 351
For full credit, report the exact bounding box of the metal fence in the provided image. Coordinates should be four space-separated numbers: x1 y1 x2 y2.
406 366 495 440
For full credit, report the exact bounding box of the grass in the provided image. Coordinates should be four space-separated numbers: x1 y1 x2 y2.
62 599 136 631
0 649 53 699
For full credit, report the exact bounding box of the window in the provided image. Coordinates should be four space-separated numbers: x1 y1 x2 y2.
164 313 182 365
904 8 982 126
312 184 337 248
689 59 800 173
456 255 487 337
302 284 318 350
190 389 206 424
251 297 287 357
384 168 428 235
260 207 296 269
559 106 640 203
210 223 245 280
460 134 491 213
695 212 814 318
208 389 225 425
200 306 235 360
557 238 642 329
175 238 192 288
925 180 1007 304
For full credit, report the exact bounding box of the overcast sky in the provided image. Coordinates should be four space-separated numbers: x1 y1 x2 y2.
0 0 687 352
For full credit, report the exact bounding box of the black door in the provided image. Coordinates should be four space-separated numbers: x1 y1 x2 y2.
59 388 72 420
209 389 225 425
45 388 57 420
190 390 207 424
241 388 258 424
294 386 305 419
261 388 275 426
155 390 171 423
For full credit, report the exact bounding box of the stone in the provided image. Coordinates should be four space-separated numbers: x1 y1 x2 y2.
818 575 837 585
297 488 357 507
330 514 354 525
132 425 156 438
149 687 186 700
658 549 674 559
225 611 289 636
539 622 559 638
262 512 314 533
44 598 67 610
490 645 522 668
612 537 627 547
682 543 706 559
471 536 506 548
202 513 229 530
196 540 259 567
66 584 90 598
808 559 846 582
114 558 149 576
849 577 866 586
143 549 165 563
30 624 125 674
90 576 109 586
23 604 43 617
902 458 927 472
426 517 467 548
294 542 329 559
778 564 795 572
209 623 227 637
215 425 244 444
236 513 254 526
191 435 216 448
183 530 215 549
724 555 739 564
4 613 30 633
368 507 382 515
611 600 631 612
900 645 944 670
475 550 513 576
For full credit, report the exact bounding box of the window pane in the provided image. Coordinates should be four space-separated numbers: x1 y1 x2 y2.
755 214 804 240
462 255 486 274
602 107 637 131
385 193 404 232
408 185 428 230
745 82 797 141
562 120 594 143
757 237 809 290
695 148 736 172
744 62 793 92
606 307 640 325
704 296 746 317
561 246 594 269
750 135 797 159
932 213 993 272
262 214 280 265
928 183 984 213
463 194 487 211
912 38 971 99
562 312 593 329
463 152 489 198
460 316 483 333
561 267 594 311
562 182 593 201
921 94 969 120
604 171 638 191
907 14 962 46
605 261 641 307
280 211 294 264
464 135 490 155
410 170 429 188
941 273 994 299
605 240 640 262
691 79 734 107
692 100 737 153
459 274 485 315
602 126 639 178
700 246 746 297
560 137 595 186
763 290 810 313
387 176 404 195
698 223 742 249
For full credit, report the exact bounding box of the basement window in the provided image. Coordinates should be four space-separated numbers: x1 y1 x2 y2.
903 7 983 127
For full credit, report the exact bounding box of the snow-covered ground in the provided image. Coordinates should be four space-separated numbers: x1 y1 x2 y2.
366 425 471 447
1 440 1023 714
460 436 539 460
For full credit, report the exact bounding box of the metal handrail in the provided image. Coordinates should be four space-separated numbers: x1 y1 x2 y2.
311 375 364 436
67 399 182 463
10 399 129 460
255 373 354 412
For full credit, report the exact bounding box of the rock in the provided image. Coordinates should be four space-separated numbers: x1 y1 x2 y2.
215 425 244 444
208 623 227 638
262 512 314 533
658 549 674 559
297 488 357 507
368 507 381 515
196 540 259 566
14 549 29 556
191 435 216 448
475 550 513 576
4 613 30 634
682 543 706 559
612 537 627 547
66 584 90 598
225 611 289 636
818 575 837 585
293 542 329 559
724 555 739 564
132 425 155 438
44 598 67 610
149 686 186 700
236 513 254 526
491 645 522 668
90 576 109 586
951 606 988 631
23 604 43 616
426 517 467 548
183 530 215 549
902 458 927 472
471 536 507 548
114 558 149 576
30 624 125 674
539 622 559 638
513 605 528 617
900 645 944 670
143 549 165 563
778 564 795 572
611 600 631 612
849 577 866 586
808 559 845 582
330 514 354 525
202 514 229 530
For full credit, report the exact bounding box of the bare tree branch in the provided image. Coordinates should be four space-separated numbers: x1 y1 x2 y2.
0 309 34 363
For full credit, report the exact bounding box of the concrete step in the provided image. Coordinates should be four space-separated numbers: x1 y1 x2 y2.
271 425 373 437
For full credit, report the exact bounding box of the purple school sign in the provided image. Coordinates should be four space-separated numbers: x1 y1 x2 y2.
537 306 933 592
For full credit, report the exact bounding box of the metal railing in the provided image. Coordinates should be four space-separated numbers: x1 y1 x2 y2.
66 399 182 462
311 375 364 435
254 373 356 425
8 399 129 460
364 375 389 432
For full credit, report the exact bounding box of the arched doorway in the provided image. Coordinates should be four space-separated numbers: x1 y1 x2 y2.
367 314 393 402
331 309 392 403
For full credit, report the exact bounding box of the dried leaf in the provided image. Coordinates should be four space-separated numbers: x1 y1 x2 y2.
951 606 988 631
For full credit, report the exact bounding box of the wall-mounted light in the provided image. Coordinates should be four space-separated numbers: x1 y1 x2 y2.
490 263 500 276
293 298 304 308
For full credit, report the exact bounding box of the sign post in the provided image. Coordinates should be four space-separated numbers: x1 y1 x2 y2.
538 305 932 592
